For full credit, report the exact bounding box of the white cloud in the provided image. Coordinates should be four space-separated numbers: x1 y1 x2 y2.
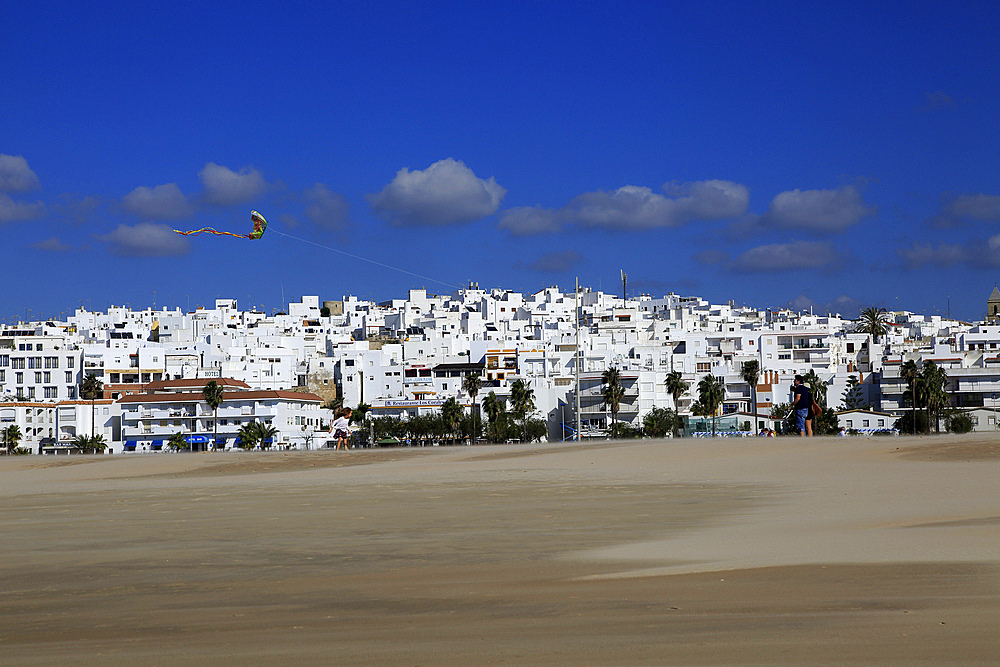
662 179 749 220
941 193 1000 222
729 241 842 272
568 186 680 229
199 162 267 206
502 179 748 235
0 193 46 223
303 183 350 230
528 249 584 272
368 158 506 226
896 239 1000 269
568 180 748 230
498 206 562 236
99 222 191 257
0 154 41 192
121 183 195 220
896 242 965 268
32 237 72 252
759 185 875 233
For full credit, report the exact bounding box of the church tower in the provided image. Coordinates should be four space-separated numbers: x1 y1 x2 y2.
987 286 1000 323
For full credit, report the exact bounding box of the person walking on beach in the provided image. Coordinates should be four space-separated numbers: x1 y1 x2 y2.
330 408 353 450
791 375 813 437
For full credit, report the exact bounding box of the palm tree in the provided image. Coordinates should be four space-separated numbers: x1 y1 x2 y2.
462 372 482 444
237 421 260 450
2 424 23 455
168 431 189 451
80 373 103 438
257 422 279 449
740 360 760 427
665 370 688 408
481 391 506 443
858 306 891 344
509 378 535 442
899 359 921 435
696 374 725 436
440 397 463 444
664 371 689 436
601 367 626 438
920 361 949 433
202 380 225 451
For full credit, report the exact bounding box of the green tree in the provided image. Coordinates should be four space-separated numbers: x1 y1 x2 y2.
840 375 868 410
481 391 508 443
509 379 536 442
168 431 189 451
237 421 260 450
257 422 279 449
771 402 795 434
462 372 482 444
351 403 371 425
665 370 688 413
696 374 725 436
601 367 626 438
740 360 761 426
858 306 891 343
523 418 548 442
920 361 949 433
72 434 107 454
202 380 225 450
80 373 104 438
643 406 682 438
2 424 23 455
899 359 921 436
947 412 973 434
440 397 463 444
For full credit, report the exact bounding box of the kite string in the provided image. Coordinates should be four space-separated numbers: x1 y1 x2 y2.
270 230 459 290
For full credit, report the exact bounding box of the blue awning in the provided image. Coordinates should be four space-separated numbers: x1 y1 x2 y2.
124 440 137 450
151 439 165 446
185 435 210 444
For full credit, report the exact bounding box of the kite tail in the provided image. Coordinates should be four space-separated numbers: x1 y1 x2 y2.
173 228 250 238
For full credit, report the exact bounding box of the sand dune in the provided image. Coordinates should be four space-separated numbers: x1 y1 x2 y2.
1 435 997 665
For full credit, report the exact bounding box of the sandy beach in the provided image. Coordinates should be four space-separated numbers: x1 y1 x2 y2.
1 435 997 665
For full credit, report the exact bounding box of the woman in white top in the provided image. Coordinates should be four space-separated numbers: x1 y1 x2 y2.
330 408 352 450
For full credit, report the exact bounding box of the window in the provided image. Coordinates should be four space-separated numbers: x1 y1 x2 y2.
12 358 24 369
43 372 50 383
862 419 870 427
697 362 710 372
66 357 74 368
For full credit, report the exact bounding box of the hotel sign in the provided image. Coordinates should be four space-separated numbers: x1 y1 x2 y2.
382 399 446 407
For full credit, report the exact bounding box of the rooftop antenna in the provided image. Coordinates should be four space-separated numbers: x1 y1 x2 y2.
621 270 627 302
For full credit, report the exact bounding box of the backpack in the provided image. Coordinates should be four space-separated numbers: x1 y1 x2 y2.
810 399 822 418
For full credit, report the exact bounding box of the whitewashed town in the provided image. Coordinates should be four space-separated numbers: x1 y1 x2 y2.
3 283 1000 455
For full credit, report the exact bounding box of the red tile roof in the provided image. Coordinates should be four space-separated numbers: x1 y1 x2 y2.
117 390 323 404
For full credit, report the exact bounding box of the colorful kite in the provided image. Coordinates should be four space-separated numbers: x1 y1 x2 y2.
174 210 268 239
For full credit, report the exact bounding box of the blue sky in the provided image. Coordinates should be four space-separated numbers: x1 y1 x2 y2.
3 1 1000 322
